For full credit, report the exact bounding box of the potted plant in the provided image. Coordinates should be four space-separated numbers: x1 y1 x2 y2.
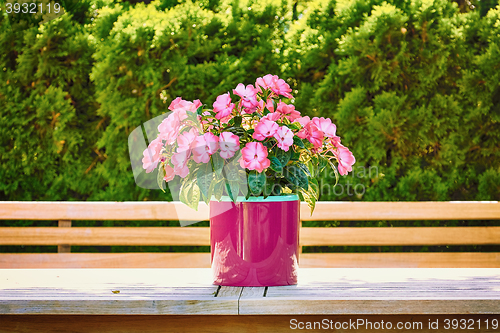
142 74 355 286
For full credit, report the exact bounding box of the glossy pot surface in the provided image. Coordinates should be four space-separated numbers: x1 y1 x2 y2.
210 195 300 286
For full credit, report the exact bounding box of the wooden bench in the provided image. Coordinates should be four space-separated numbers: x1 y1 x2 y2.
1 201 500 268
1 201 500 332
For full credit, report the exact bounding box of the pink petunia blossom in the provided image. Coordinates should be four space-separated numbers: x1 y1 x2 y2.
171 150 190 178
142 137 163 173
276 102 301 121
192 133 219 163
233 84 259 113
305 122 324 148
176 127 199 153
333 143 356 176
239 142 271 173
261 112 281 122
169 98 202 121
219 132 240 159
255 74 293 98
158 113 180 144
213 93 235 120
163 163 175 182
274 126 294 151
253 119 279 141
312 117 337 138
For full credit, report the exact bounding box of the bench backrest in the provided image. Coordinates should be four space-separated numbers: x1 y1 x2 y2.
1 201 499 268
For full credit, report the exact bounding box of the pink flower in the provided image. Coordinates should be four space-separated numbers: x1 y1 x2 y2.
312 117 337 138
171 150 190 178
192 133 219 163
239 142 271 173
274 126 294 151
213 93 235 119
255 74 276 92
261 112 281 122
142 137 163 173
233 84 259 113
255 74 293 98
277 102 301 121
219 132 240 159
253 119 279 141
158 113 180 144
305 122 324 148
169 98 202 121
333 144 356 176
176 127 199 153
163 163 175 182
295 116 311 139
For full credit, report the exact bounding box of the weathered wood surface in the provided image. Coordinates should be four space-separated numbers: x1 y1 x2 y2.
239 268 500 315
1 268 499 316
1 252 500 268
0 268 238 315
3 226 500 246
1 201 499 221
3 315 499 333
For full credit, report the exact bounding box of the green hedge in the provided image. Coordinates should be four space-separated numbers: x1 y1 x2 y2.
1 0 499 242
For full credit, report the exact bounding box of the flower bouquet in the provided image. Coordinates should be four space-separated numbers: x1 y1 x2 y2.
142 74 355 212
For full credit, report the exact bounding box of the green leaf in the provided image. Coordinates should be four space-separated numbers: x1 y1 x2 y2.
297 162 312 177
276 148 292 166
327 159 340 187
180 181 200 211
293 136 305 148
290 150 301 161
309 177 319 200
288 122 302 131
233 116 242 127
213 179 224 201
226 180 240 202
196 105 204 116
284 165 309 190
211 154 224 177
248 170 266 196
157 164 166 193
264 181 281 197
299 188 316 215
269 156 283 173
197 162 213 202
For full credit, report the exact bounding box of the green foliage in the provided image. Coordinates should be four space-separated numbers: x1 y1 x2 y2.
1 0 499 255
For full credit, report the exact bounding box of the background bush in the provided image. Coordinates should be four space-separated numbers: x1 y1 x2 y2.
1 0 499 253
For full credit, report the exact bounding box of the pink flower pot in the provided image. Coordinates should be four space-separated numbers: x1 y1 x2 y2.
210 195 300 286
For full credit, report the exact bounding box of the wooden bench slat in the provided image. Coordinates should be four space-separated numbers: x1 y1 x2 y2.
1 201 499 221
301 201 500 220
2 226 500 246
0 201 209 221
0 227 211 246
0 253 212 268
1 252 499 268
300 226 500 246
300 252 500 268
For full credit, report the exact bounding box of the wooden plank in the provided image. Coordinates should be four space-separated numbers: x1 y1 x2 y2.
4 315 499 333
300 253 500 268
0 253 211 268
1 201 499 221
300 227 500 246
301 201 500 221
3 226 500 247
0 201 209 221
0 227 210 246
239 268 500 315
0 268 238 315
57 220 71 253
